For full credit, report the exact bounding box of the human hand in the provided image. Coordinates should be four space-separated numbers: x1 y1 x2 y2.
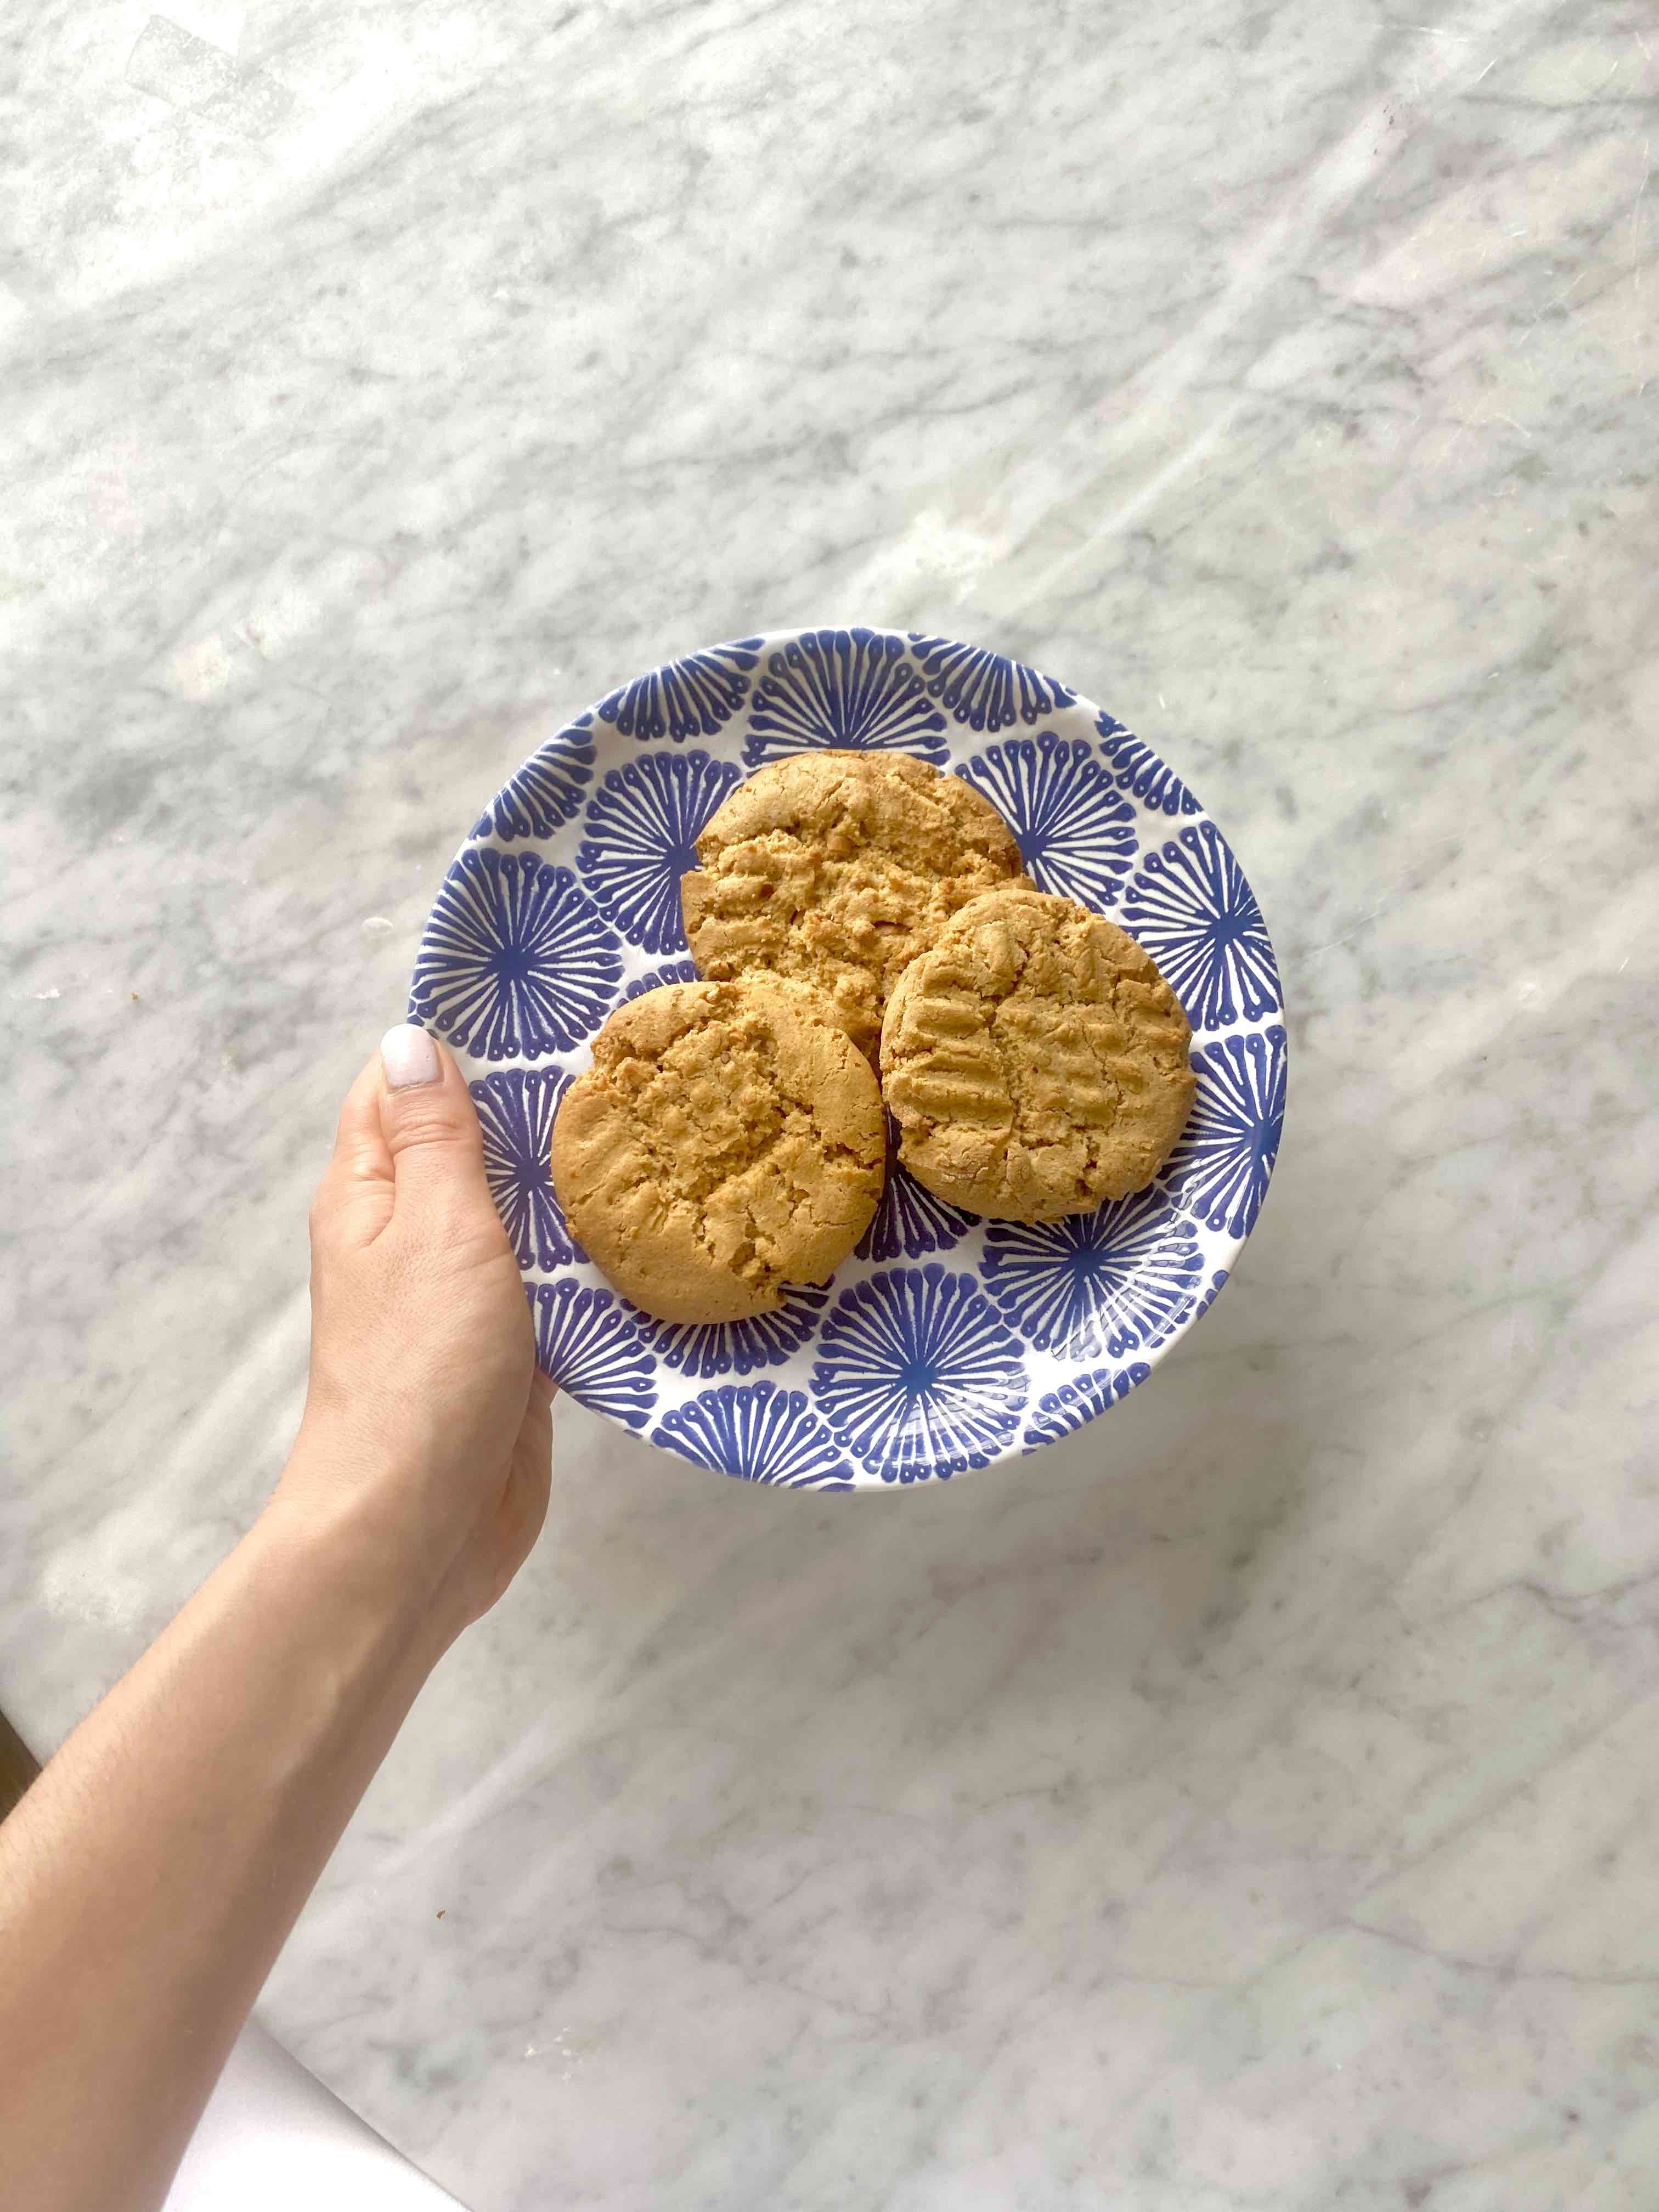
277 1024 553 1648
0 1026 555 2212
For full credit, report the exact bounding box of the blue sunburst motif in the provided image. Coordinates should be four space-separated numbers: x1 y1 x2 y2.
744 628 947 766
958 732 1137 907
471 1067 582 1269
907 633 1075 733
1024 1362 1152 1449
410 849 623 1060
527 1280 654 1428
812 1265 1025 1482
1193 1267 1230 1319
1120 822 1279 1031
856 1120 978 1261
1094 712 1200 818
476 718 596 840
630 1285 830 1379
983 1192 1203 1359
620 958 699 1005
1165 1027 1285 1239
576 749 743 954
653 1381 854 1489
595 638 764 743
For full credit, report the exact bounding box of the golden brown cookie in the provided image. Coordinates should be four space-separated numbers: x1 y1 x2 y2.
680 750 1026 1062
550 978 885 1323
879 887 1195 1222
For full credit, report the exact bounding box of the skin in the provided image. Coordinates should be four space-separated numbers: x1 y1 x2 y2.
0 1029 551 2212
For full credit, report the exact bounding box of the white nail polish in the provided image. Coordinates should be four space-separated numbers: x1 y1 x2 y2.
381 1023 440 1090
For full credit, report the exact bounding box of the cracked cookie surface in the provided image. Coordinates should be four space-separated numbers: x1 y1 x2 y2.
680 750 1026 1062
879 887 1196 1222
550 978 885 1322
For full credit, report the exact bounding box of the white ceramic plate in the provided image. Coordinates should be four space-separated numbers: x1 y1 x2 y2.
409 625 1285 1489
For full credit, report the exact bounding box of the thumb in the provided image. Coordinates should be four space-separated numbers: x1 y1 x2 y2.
377 1024 498 1232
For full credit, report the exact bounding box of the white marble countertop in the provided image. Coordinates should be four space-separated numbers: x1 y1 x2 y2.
6 2 1657 2207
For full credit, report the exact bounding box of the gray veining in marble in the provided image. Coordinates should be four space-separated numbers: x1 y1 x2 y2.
4 0 1658 2205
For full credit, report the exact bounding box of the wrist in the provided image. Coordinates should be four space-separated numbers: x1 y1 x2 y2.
260 1440 470 1667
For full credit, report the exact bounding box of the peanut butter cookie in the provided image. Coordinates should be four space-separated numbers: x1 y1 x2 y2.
879 887 1195 1222
680 750 1026 1062
551 978 885 1323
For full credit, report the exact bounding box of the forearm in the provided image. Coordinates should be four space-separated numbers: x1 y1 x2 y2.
0 1028 550 2212
0 1473 447 2212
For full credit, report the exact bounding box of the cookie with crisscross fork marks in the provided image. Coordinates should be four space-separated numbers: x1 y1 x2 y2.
881 887 1195 1221
552 978 885 1321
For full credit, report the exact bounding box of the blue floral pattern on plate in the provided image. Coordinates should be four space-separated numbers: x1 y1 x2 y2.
908 633 1075 732
631 1285 830 1379
959 731 1137 907
653 1381 853 1489
596 639 763 743
1193 1267 1230 1320
577 750 742 954
411 849 622 1059
983 1193 1204 1359
745 628 948 766
472 1067 581 1269
477 717 596 840
1120 820 1280 1030
1024 1363 1152 1449
1095 712 1199 817
812 1265 1025 1481
411 625 1285 1488
1166 1026 1287 1239
527 1281 654 1429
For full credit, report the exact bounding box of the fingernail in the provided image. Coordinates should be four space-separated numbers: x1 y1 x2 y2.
381 1023 440 1090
